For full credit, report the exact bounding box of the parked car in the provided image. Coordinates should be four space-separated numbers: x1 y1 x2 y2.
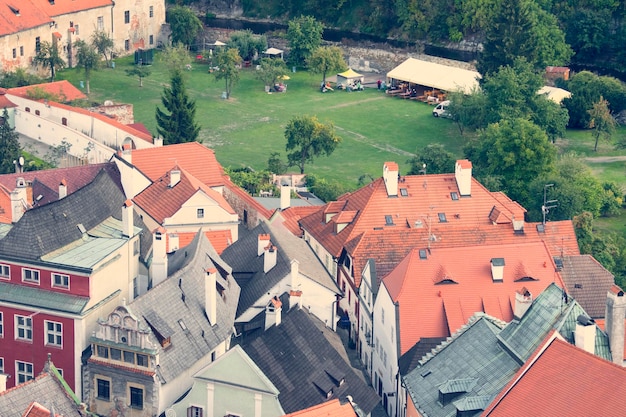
432 100 451 118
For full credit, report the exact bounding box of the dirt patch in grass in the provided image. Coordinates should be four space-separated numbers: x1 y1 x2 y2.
328 96 386 109
334 125 414 157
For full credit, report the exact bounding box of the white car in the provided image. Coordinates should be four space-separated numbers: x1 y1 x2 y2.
432 100 451 118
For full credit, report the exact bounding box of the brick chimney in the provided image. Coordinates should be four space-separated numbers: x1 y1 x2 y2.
280 185 290 210
264 245 277 273
455 160 472 196
605 285 626 365
575 314 596 355
11 177 28 223
59 179 67 199
258 234 270 256
490 258 505 282
150 227 168 287
383 162 399 197
122 199 133 238
170 169 181 188
513 287 532 319
265 296 282 330
206 268 217 325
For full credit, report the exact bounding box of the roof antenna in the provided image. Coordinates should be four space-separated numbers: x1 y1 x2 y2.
541 184 557 226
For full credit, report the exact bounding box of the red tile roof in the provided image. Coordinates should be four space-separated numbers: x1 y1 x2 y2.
22 402 62 417
383 241 565 354
276 205 320 236
8 80 86 102
0 89 16 108
131 142 225 186
0 0 52 36
176 229 233 254
282 399 357 417
34 0 113 17
483 337 626 416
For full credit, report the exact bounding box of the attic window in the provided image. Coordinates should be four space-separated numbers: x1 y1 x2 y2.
536 224 545 233
8 5 19 15
178 319 188 332
438 213 447 222
450 192 459 200
420 369 432 378
574 283 582 289
515 276 538 282
419 249 427 259
400 188 408 197
385 215 394 226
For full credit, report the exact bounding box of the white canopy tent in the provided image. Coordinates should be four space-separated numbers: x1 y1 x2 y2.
537 86 571 104
386 58 481 94
264 47 284 59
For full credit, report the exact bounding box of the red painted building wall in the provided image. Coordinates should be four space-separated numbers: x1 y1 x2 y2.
0 261 89 296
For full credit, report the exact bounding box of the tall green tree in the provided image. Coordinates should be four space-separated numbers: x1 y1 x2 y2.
0 108 21 174
74 40 100 94
91 31 115 67
214 48 242 99
285 115 342 174
227 30 267 62
166 6 203 48
307 46 347 84
33 41 65 81
286 16 324 67
255 58 289 90
159 43 192 75
588 96 616 151
407 144 456 175
155 70 200 144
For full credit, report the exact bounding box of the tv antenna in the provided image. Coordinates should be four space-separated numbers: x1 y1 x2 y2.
541 184 558 226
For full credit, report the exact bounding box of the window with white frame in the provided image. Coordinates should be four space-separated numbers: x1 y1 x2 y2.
197 208 204 218
129 385 144 409
52 273 69 289
97 16 104 30
16 361 33 383
22 268 40 284
149 6 154 17
188 406 203 417
45 321 62 347
15 315 32 341
0 264 9 279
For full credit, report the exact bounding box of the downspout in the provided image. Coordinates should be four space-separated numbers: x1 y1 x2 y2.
394 301 401 417
111 1 115 34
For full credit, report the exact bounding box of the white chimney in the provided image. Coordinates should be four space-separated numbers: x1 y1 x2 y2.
150 227 168 287
512 215 525 233
258 234 270 256
122 199 133 238
168 233 179 253
490 258 505 282
264 245 277 273
121 144 132 164
280 185 290 210
206 268 217 325
59 179 67 199
11 177 28 223
153 137 163 147
575 315 596 355
455 160 472 196
383 162 399 197
0 373 6 393
265 296 282 330
606 285 626 365
513 287 532 319
170 169 181 188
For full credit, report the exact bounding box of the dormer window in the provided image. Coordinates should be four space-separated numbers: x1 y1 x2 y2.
438 213 447 222
450 192 459 200
385 215 394 225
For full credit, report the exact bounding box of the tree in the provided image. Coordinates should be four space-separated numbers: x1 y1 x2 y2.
166 6 203 48
255 58 289 90
91 31 115 67
0 108 21 174
407 144 456 175
159 43 192 75
267 152 288 175
227 30 267 62
588 96 616 151
286 16 324 67
74 40 100 94
214 48 242 99
307 46 347 84
155 70 200 144
33 41 65 81
305 174 347 202
125 66 152 87
285 115 341 174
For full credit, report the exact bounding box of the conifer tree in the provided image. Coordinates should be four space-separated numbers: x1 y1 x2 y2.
155 70 200 144
0 108 21 174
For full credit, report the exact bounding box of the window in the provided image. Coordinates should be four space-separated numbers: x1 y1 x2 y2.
0 312 3 336
16 361 33 384
450 192 459 200
97 378 111 401
97 345 109 358
385 215 394 225
124 350 135 364
22 268 39 284
129 386 144 409
0 264 9 279
137 354 148 367
12 48 16 59
74 24 79 35
438 212 447 222
0 357 3 373
45 321 62 347
97 16 104 30
35 110 40 116
15 315 32 341
62 117 67 126
197 208 204 218
133 239 140 255
149 6 154 17
400 188 408 197
381 308 385 324
124 10 130 24
188 407 203 417
52 273 69 289
125 39 130 51
20 46 23 56
149 35 154 45
35 37 41 53
110 348 122 361
25 107 30 112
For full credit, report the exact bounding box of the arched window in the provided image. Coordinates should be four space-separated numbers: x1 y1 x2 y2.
62 117 67 126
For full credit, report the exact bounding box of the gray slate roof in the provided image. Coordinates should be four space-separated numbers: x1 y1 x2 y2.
0 362 83 417
128 232 240 383
240 308 380 414
221 222 338 318
559 254 614 318
398 337 446 376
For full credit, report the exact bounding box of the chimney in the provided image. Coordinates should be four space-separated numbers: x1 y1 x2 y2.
258 234 270 256
206 268 217 325
168 233 179 253
512 214 525 233
122 199 133 238
58 179 67 199
121 143 132 164
11 177 28 223
280 185 290 210
0 373 6 393
490 258 505 282
150 227 168 287
575 314 596 355
455 160 472 196
513 287 532 319
383 162 399 197
265 296 282 330
153 137 163 147
605 285 626 365
170 169 181 188
264 245 277 273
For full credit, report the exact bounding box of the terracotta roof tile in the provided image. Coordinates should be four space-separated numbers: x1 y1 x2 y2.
282 399 357 417
22 402 62 417
35 0 113 17
0 0 52 36
278 206 319 236
483 338 626 416
8 80 86 102
383 241 565 354
176 230 233 254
